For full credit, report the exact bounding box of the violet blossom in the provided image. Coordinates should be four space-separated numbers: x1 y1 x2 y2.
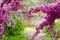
0 0 25 35
20 0 60 40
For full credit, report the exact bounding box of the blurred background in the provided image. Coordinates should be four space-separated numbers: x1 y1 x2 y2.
2 0 60 40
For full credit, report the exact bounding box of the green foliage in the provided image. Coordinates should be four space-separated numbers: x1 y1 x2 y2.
45 37 52 40
42 19 60 38
2 13 27 40
55 19 60 38
42 26 54 38
5 35 26 40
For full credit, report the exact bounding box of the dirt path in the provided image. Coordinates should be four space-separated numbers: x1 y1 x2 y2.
25 15 46 40
25 27 46 40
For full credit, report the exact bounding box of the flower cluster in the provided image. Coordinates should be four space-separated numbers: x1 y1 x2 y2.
0 0 60 40
0 0 25 36
20 0 60 40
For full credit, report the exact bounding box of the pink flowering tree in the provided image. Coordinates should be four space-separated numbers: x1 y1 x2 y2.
20 0 60 40
0 0 60 40
0 0 26 38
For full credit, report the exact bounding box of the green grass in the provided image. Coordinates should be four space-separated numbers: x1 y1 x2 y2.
4 35 26 40
45 37 52 40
